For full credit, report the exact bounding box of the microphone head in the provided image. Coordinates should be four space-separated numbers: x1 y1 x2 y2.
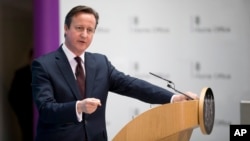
167 84 172 88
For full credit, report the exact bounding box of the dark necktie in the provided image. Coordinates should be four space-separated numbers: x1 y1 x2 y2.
74 56 85 99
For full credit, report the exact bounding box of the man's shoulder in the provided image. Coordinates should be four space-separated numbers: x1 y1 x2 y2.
86 51 104 56
34 48 61 61
85 52 107 59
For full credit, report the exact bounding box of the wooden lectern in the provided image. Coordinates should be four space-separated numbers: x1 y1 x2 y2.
113 87 215 141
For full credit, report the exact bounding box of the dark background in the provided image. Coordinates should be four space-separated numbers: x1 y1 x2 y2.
0 0 33 141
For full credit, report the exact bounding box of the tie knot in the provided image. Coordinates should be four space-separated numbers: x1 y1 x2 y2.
75 56 82 64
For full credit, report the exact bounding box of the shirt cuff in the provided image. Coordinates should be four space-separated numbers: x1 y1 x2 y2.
76 101 83 122
170 95 176 103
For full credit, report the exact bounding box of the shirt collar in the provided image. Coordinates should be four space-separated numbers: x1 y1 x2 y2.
62 43 85 63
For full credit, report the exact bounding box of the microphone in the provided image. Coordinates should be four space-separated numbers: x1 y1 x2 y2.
149 72 193 100
149 72 172 84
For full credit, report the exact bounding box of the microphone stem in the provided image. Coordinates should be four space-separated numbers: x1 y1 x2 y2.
173 88 194 100
149 72 194 100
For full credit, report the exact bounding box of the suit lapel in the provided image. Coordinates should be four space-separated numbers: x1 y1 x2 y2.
55 47 82 100
85 53 96 98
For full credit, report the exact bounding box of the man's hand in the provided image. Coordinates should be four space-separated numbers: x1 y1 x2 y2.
172 92 199 103
77 98 102 114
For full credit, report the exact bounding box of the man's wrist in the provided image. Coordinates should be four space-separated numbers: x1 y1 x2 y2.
76 101 83 114
76 101 83 122
170 94 176 103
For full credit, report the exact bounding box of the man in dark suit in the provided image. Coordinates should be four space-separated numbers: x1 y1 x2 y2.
9 48 33 141
32 5 198 141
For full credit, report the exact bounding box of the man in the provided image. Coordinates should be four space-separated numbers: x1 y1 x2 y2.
9 49 33 141
32 5 198 141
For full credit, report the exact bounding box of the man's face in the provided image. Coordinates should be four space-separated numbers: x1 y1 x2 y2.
64 12 96 56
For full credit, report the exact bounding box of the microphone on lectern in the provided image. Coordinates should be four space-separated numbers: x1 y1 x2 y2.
149 72 173 84
149 72 194 100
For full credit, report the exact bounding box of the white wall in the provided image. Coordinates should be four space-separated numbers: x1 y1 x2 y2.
59 0 250 140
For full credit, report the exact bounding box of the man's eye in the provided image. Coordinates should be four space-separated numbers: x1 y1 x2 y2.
75 26 94 33
87 28 94 33
76 27 83 31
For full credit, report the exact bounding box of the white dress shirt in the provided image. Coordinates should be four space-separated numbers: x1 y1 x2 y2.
62 43 84 122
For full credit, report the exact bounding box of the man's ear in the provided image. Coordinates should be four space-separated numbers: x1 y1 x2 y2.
64 24 69 31
64 25 68 37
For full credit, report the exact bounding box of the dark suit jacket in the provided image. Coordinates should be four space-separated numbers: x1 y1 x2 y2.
9 65 33 141
32 47 173 141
